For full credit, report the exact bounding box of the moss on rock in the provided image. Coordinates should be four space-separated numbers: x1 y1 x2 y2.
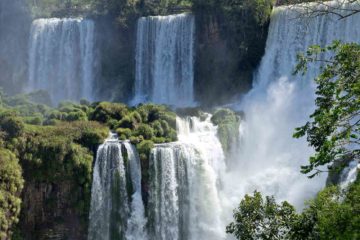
211 108 241 155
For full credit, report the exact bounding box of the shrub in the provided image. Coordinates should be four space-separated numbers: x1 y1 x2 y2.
0 115 24 139
136 124 154 140
66 111 88 121
90 102 128 123
118 116 134 129
116 128 132 139
136 140 154 161
0 148 24 239
151 120 164 137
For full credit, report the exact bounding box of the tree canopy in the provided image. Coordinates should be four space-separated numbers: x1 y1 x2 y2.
293 41 360 177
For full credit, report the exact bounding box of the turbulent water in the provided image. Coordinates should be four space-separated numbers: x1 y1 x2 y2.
147 116 226 240
133 13 195 107
88 136 146 240
224 1 360 210
87 2 360 240
28 18 96 104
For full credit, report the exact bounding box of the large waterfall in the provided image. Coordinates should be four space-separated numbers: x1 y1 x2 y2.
133 13 195 106
28 18 96 104
87 2 360 240
224 1 360 209
88 136 147 240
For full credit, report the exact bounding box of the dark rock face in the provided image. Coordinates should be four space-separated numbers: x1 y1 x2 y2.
0 0 31 95
19 181 87 240
194 11 269 106
94 16 137 103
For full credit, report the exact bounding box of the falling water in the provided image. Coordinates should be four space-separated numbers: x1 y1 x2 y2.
88 136 129 240
224 1 360 214
340 161 359 189
28 18 96 104
88 2 360 240
133 13 195 106
147 116 225 240
124 142 148 240
88 136 147 240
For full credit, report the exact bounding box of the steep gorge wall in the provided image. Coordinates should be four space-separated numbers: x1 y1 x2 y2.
20 181 87 240
95 10 269 106
194 10 269 106
94 16 137 103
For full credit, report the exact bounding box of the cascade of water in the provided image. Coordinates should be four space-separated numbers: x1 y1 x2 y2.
133 13 195 107
124 142 148 240
88 137 129 240
28 18 96 104
148 116 226 240
224 1 360 214
340 161 359 189
88 137 147 240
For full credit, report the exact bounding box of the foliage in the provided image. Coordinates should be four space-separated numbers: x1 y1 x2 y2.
211 108 241 154
0 113 24 139
0 92 178 237
226 191 297 239
0 148 24 239
90 102 128 123
294 41 360 177
295 179 360 240
228 178 360 240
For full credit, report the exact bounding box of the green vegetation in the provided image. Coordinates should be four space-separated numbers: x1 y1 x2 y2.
0 90 177 238
294 41 360 178
211 108 241 155
226 191 297 239
0 148 24 239
89 102 177 144
228 41 359 240
227 178 360 239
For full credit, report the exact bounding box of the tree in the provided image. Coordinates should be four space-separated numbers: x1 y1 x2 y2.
226 191 297 240
293 41 360 177
278 0 360 20
227 179 360 240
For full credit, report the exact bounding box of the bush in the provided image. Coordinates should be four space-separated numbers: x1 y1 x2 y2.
116 128 132 139
118 116 134 129
0 148 24 239
90 102 128 123
0 115 24 139
23 113 44 125
151 120 164 137
136 124 154 140
136 140 154 161
66 111 88 121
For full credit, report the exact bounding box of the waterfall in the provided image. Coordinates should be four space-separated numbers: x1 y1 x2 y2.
147 116 225 240
28 18 96 104
88 136 147 240
133 13 195 107
340 161 359 189
124 142 148 240
224 1 360 211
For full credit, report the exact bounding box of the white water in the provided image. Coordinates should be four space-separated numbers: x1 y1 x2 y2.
88 136 147 240
133 13 195 107
340 160 359 189
28 18 96 104
147 116 226 240
88 136 129 240
223 1 360 215
124 142 148 240
87 2 360 239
